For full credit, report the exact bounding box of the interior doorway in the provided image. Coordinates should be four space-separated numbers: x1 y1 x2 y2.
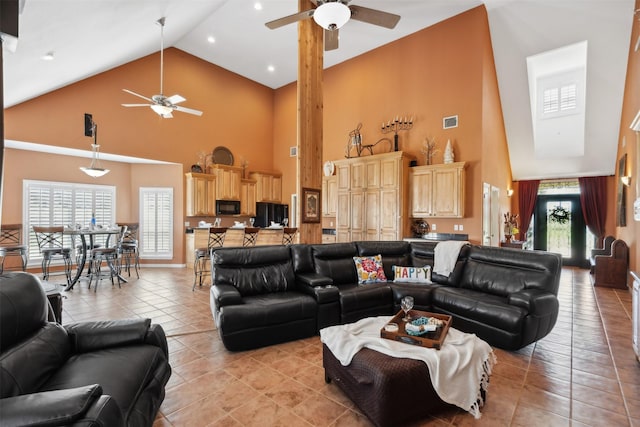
533 194 588 267
482 183 501 246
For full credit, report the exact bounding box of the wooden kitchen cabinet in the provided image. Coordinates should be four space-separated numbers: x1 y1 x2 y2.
241 179 257 216
335 151 412 243
322 175 337 217
185 172 216 217
410 162 466 218
249 171 282 203
210 164 242 201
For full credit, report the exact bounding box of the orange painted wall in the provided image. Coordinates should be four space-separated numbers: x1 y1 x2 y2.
616 0 640 274
273 7 507 243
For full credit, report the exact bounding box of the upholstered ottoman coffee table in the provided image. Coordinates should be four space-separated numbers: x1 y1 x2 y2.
321 316 496 427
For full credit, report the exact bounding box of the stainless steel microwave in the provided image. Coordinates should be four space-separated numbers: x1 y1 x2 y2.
216 200 240 215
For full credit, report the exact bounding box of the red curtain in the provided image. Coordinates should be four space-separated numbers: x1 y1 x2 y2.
518 180 540 241
579 176 607 244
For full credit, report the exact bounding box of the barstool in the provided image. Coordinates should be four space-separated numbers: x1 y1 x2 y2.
32 226 73 285
242 227 260 247
87 225 124 292
0 224 28 273
117 223 140 278
193 227 227 290
282 227 298 245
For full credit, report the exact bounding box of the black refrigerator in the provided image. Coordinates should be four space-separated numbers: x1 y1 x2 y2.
255 203 289 228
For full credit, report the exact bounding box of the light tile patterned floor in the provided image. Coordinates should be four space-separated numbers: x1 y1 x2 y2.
56 267 638 426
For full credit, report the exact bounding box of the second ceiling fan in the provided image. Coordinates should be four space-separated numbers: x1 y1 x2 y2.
265 0 400 51
122 17 203 118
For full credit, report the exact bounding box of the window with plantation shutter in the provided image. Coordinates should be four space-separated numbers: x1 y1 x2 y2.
23 180 115 262
139 187 173 259
542 83 577 116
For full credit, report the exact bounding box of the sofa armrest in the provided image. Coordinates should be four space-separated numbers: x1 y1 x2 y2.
65 318 152 353
297 279 340 304
144 324 169 358
296 273 334 287
508 289 558 315
211 284 243 307
0 385 124 427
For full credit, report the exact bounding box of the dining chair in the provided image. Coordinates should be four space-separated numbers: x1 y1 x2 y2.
0 224 28 273
242 227 260 247
282 227 298 245
193 227 227 291
87 226 125 292
32 226 73 285
117 222 140 278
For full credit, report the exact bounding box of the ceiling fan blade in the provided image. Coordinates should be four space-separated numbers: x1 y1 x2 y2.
122 88 154 103
166 94 186 104
349 5 400 29
325 29 339 51
122 104 152 108
174 105 204 116
265 9 314 29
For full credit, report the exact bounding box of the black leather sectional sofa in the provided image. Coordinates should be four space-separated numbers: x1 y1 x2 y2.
0 272 171 427
210 241 562 352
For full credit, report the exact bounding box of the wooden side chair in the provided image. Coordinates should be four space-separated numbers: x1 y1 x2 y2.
594 239 629 289
0 224 28 273
117 222 140 278
193 227 227 290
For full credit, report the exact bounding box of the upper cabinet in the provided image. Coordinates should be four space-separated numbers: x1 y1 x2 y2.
322 175 337 217
185 173 216 217
410 162 466 218
249 171 282 203
210 164 242 201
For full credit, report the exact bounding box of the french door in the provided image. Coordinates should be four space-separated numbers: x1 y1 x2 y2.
533 194 588 267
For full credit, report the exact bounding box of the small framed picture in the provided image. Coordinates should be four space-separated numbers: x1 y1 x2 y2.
302 187 321 223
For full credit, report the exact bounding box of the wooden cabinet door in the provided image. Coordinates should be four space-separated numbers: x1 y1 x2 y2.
241 180 256 216
336 163 350 191
410 169 433 217
336 191 351 242
380 188 399 240
380 157 399 188
351 162 366 190
432 167 459 217
365 159 380 189
349 191 365 241
272 176 282 203
205 177 216 216
186 173 215 216
322 176 337 217
364 189 380 240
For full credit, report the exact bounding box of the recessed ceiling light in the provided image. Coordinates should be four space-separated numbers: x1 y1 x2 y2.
41 51 54 61
254 3 263 11
207 36 215 44
267 65 275 72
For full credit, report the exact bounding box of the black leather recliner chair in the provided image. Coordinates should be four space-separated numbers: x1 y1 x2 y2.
0 272 171 427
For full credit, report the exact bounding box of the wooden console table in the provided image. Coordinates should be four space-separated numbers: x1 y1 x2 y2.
500 240 524 249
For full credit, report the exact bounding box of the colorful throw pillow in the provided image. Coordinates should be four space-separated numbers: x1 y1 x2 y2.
392 265 432 283
353 255 387 284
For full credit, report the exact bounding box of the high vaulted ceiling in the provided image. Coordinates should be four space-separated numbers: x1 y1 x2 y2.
3 0 636 179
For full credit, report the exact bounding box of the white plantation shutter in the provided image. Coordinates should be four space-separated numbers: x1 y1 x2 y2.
139 187 173 259
543 83 577 115
23 180 115 261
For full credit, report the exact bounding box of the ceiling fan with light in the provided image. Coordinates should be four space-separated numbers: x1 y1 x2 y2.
265 0 400 51
122 17 203 118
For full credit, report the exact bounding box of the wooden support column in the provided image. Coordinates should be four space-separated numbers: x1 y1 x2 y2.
296 0 323 244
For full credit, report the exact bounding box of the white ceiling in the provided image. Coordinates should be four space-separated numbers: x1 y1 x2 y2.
3 0 636 179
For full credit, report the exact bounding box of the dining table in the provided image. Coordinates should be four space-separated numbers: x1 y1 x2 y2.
63 227 127 291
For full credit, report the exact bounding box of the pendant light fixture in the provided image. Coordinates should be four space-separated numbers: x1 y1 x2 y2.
80 114 110 178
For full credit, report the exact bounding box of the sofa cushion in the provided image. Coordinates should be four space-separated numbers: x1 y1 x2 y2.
338 283 393 321
41 345 169 424
213 246 296 297
218 292 317 333
459 246 562 297
353 255 387 283
409 241 468 286
356 241 411 280
0 323 71 398
432 287 526 333
311 243 358 285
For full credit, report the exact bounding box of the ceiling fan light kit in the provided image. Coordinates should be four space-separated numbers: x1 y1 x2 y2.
313 2 351 30
121 17 202 118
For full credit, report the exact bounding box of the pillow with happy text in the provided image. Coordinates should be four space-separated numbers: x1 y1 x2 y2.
392 265 432 283
353 254 388 284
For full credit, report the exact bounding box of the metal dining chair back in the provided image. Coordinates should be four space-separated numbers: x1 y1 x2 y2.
32 226 73 284
0 224 28 273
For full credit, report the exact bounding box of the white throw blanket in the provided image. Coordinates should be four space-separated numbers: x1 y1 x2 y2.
433 240 469 277
320 316 496 418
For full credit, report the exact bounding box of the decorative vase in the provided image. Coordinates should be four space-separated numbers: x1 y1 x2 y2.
444 139 454 164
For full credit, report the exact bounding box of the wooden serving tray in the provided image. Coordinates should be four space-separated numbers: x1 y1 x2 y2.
380 310 452 350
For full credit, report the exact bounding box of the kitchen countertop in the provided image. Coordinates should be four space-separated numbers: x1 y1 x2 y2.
404 233 469 241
